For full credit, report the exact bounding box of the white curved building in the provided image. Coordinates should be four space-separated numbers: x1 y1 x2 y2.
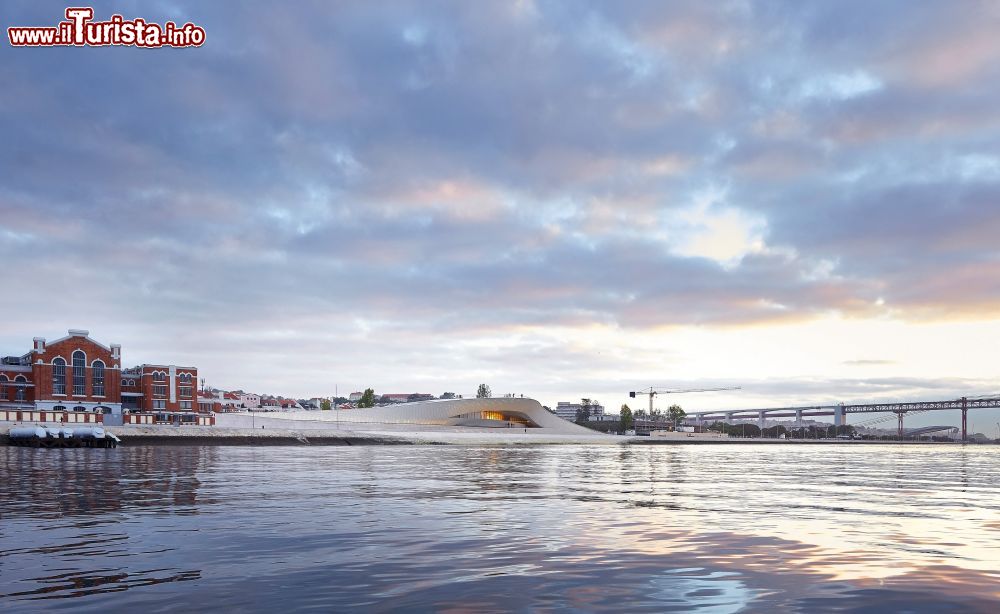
256 397 597 435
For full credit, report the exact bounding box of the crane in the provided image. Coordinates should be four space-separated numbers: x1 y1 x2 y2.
629 386 741 415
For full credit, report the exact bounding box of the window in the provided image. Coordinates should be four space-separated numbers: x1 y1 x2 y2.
153 371 167 382
53 357 66 394
15 376 26 402
92 360 105 396
180 401 192 410
0 374 7 400
72 351 86 395
153 385 167 397
179 386 192 398
153 400 166 409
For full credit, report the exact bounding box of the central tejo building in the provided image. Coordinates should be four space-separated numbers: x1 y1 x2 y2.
0 329 197 416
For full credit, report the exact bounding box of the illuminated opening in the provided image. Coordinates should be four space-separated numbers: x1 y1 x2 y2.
481 411 534 427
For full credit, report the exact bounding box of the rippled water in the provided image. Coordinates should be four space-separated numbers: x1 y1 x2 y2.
2 444 1000 612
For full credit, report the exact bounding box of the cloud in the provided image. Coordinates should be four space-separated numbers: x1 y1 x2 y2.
842 360 896 367
1 1 999 401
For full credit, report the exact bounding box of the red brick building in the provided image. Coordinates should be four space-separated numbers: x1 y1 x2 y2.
0 329 197 416
120 364 198 413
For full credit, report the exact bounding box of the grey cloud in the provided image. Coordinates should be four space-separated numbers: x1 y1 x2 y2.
2 0 1000 397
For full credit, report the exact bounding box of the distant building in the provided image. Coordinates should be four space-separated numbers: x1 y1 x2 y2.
239 392 260 409
381 393 435 404
555 401 605 421
120 363 199 413
1 329 199 416
349 391 364 402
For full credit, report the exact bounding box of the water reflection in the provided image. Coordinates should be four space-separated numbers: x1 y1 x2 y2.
1 444 999 611
1 446 216 520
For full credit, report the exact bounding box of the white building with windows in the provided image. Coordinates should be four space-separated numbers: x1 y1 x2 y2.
555 401 605 421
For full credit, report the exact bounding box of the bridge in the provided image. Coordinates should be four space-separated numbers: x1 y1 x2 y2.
686 396 1000 441
903 425 958 437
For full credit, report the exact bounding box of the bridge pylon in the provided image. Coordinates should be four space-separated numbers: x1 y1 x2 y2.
834 403 846 427
961 397 968 442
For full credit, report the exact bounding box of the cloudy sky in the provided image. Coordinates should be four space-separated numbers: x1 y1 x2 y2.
3 1 999 427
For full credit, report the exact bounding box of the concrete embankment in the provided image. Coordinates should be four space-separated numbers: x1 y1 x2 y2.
4 422 966 446
1 422 619 446
627 438 963 445
1 424 415 446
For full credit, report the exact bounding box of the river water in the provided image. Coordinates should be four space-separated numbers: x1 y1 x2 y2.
2 444 999 612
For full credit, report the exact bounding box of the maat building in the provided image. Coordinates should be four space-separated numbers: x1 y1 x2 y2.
0 329 197 415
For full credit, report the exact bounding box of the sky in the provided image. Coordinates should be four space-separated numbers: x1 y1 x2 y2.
2 1 999 430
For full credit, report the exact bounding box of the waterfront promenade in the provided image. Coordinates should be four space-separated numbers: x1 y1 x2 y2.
0 419 980 446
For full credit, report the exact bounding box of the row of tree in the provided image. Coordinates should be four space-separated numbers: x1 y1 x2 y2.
576 402 686 434
705 422 858 438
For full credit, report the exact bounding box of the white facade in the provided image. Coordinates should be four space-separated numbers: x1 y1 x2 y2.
239 393 260 409
260 397 595 434
555 401 605 421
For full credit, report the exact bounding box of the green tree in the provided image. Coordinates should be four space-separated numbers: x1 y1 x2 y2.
619 403 634 432
476 384 492 399
358 388 376 408
320 399 332 411
576 398 592 424
667 404 686 428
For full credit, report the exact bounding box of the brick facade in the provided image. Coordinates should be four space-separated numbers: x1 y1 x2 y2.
0 329 199 416
123 364 198 412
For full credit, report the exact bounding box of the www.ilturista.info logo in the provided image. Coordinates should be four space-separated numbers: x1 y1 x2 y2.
8 7 205 48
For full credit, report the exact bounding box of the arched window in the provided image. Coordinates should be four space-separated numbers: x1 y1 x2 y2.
14 375 27 402
178 373 193 398
72 350 86 395
92 360 105 396
0 374 8 401
53 357 67 394
153 371 167 382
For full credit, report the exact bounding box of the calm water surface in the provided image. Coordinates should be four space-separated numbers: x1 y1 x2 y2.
2 444 999 612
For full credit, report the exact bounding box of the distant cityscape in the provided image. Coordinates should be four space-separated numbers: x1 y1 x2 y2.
3 329 994 442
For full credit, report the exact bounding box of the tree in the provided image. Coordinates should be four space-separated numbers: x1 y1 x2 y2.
358 388 376 408
476 384 492 399
320 399 332 411
576 398 592 424
667 404 686 428
619 403 634 432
